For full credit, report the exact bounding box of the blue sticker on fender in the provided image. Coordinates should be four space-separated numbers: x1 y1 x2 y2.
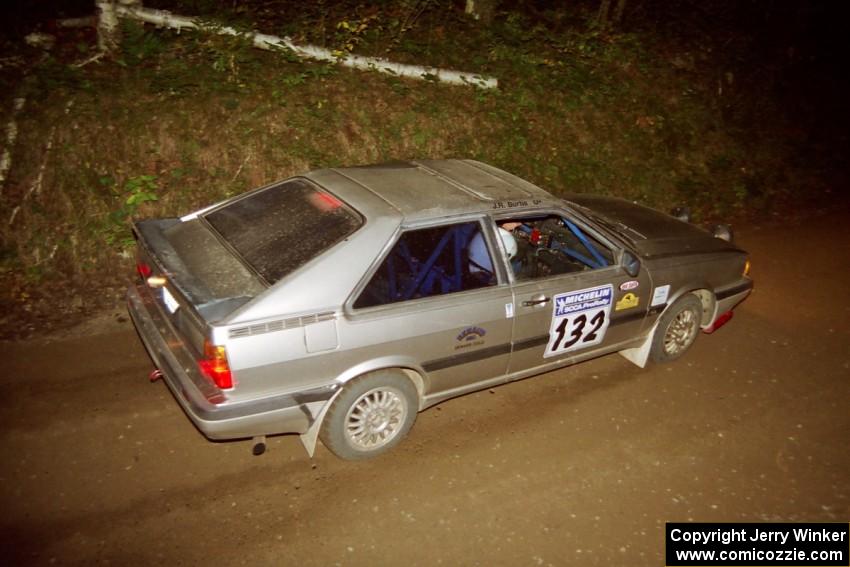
545 284 613 358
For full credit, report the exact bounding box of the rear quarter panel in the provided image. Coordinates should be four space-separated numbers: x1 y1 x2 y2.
221 286 513 406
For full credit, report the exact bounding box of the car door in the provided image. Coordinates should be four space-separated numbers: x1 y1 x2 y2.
491 210 652 374
344 217 514 396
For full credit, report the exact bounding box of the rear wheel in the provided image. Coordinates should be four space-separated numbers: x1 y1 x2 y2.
320 370 418 460
650 294 702 363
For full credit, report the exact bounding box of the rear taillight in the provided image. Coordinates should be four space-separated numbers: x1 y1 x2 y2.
199 339 233 389
137 262 152 279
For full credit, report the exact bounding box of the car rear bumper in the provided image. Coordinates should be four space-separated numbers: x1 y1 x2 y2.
127 284 337 440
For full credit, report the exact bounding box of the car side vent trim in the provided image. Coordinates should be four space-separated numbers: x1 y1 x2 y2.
229 311 336 338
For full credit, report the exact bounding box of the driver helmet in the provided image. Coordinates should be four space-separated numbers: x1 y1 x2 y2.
469 228 517 274
498 227 518 259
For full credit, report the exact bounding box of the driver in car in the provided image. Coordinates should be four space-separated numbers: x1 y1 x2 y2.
468 221 522 278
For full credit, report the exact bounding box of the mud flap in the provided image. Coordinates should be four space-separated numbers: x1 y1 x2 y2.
618 320 659 368
298 388 343 457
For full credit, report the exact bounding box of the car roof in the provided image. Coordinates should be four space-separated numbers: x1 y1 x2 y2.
305 159 559 223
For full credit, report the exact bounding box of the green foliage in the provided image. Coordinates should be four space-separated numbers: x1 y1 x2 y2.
195 28 258 82
124 175 159 208
119 20 166 66
0 1 826 312
32 56 84 93
333 15 378 58
104 175 159 247
276 63 338 92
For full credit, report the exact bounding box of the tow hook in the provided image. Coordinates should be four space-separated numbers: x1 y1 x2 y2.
252 436 267 456
149 369 164 382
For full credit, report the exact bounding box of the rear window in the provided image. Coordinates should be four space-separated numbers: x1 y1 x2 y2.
204 178 362 284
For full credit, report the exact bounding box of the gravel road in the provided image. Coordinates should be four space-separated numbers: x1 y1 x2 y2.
1 207 847 566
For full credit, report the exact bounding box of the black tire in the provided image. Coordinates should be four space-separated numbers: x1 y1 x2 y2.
649 294 703 363
320 370 418 460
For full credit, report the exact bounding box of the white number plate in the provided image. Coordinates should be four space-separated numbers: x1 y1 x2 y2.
161 287 179 314
544 284 613 358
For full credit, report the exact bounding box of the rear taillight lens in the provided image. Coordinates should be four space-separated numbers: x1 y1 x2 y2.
137 262 152 279
199 340 233 390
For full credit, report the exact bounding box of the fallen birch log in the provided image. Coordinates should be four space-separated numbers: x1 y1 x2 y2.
97 2 498 89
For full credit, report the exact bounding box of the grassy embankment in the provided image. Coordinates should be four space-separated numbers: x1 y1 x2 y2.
0 3 806 334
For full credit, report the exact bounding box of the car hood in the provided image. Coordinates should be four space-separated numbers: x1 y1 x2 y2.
568 194 737 258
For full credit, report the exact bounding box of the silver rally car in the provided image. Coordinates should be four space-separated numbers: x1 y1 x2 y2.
128 160 752 460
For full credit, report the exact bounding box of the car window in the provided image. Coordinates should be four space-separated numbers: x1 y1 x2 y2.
203 178 362 284
495 214 615 281
354 221 497 309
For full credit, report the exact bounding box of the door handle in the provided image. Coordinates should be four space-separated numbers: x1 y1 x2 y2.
522 293 550 307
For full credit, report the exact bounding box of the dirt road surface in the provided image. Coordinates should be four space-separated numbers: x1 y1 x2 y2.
1 207 848 566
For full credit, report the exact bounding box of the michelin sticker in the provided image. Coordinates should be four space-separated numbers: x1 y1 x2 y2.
545 284 613 358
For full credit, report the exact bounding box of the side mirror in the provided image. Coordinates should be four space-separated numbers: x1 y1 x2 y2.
670 206 691 223
622 250 640 278
711 223 734 242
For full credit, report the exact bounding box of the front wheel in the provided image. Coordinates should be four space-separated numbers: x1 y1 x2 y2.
320 370 418 460
649 294 703 363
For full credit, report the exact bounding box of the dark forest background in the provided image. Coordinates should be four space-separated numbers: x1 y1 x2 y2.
0 0 847 335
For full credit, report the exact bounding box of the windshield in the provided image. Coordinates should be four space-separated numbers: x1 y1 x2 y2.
204 178 362 284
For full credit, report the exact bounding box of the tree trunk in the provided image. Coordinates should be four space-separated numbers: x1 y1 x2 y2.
613 0 627 24
97 0 144 53
596 0 612 27
597 0 627 29
96 0 120 53
465 0 497 24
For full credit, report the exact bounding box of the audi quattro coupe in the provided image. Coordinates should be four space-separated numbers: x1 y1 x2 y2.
128 159 752 460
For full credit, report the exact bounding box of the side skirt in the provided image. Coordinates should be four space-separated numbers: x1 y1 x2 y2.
421 337 645 410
